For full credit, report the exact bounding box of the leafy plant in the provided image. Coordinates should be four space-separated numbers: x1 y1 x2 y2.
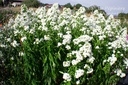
0 4 128 85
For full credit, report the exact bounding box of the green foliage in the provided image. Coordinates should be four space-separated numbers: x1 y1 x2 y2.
118 13 128 21
64 3 73 9
0 10 17 24
75 3 82 9
118 13 128 31
22 0 40 8
0 4 128 85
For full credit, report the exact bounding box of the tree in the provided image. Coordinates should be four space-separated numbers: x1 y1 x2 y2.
89 5 100 12
64 3 73 9
75 3 82 9
22 0 40 8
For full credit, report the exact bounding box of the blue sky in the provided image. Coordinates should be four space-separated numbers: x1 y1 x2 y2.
38 0 128 15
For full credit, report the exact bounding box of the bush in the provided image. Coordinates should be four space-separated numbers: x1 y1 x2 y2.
0 4 128 85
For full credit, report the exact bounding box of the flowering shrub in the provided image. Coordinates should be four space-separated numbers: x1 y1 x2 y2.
0 3 128 85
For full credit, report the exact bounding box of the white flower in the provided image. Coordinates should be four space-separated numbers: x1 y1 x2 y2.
34 38 40 44
11 40 19 47
75 69 84 79
29 28 35 34
57 42 62 47
63 61 70 67
6 38 11 42
87 57 95 63
63 73 71 81
65 45 71 50
73 35 92 45
19 51 24 56
99 35 105 40
76 52 83 61
11 57 14 60
72 59 80 65
57 33 63 38
94 10 99 15
103 60 107 65
120 54 123 56
21 36 27 42
84 64 90 69
114 69 126 78
24 26 29 31
42 27 48 31
0 44 6 48
116 69 122 76
120 73 126 78
62 34 72 45
95 46 99 49
44 35 50 40
67 53 72 57
76 80 80 85
108 54 117 66
87 68 93 74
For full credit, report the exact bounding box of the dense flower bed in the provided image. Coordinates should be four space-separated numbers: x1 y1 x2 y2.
0 3 128 85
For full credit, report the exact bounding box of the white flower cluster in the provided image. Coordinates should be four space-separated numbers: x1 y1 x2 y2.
5 3 128 84
114 69 126 78
63 73 71 81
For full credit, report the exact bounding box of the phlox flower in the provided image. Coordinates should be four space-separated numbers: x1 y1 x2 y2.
11 57 14 60
63 73 71 81
0 44 6 48
120 73 126 78
21 36 27 42
76 80 80 85
84 64 90 69
57 42 62 47
72 59 80 65
75 69 84 79
44 35 50 40
65 45 71 50
6 38 11 42
57 33 63 38
87 57 95 63
24 26 29 31
11 40 19 47
94 10 99 15
62 34 72 45
95 46 99 49
87 68 93 74
19 51 24 56
114 69 126 78
73 35 92 45
29 28 35 34
107 54 117 66
76 52 83 61
63 61 70 67
34 38 40 44
99 35 106 40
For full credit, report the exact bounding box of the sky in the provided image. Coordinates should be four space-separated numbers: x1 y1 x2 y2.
38 0 128 15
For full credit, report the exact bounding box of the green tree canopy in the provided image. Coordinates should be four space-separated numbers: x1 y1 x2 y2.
22 0 40 8
75 3 82 9
64 3 73 9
